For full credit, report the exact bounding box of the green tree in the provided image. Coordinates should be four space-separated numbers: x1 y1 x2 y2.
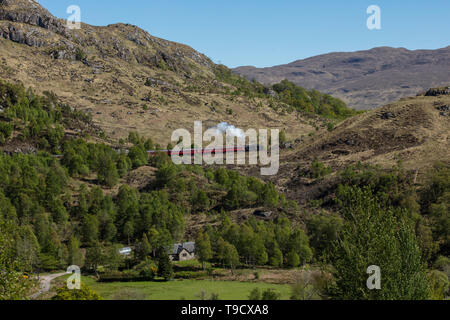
103 245 123 271
68 236 84 267
193 190 210 212
128 145 147 168
116 154 131 177
269 247 283 267
330 186 430 300
81 215 99 246
138 233 152 260
286 250 300 268
196 231 213 269
123 220 134 245
155 163 178 188
85 242 103 273
0 219 33 300
97 155 119 188
15 225 40 270
157 252 174 281
253 237 268 266
223 242 239 275
307 213 343 261
260 182 279 207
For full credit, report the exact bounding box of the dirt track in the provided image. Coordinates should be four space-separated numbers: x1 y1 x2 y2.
30 273 66 300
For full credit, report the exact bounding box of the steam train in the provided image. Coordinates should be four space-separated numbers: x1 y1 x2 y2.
147 144 263 156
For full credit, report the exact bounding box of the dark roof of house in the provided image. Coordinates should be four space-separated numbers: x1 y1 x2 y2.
253 210 272 218
169 242 195 255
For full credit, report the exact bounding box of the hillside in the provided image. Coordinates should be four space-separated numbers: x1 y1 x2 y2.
233 46 450 110
0 1 449 302
251 90 450 204
0 0 357 146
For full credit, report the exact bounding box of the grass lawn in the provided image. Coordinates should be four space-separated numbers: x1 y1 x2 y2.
81 276 291 300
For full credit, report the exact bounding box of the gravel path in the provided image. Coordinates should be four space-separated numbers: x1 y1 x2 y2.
30 272 66 299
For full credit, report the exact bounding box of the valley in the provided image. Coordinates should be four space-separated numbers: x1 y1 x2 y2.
0 0 448 302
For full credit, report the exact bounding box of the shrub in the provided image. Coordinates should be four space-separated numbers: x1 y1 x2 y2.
98 270 154 282
261 288 280 300
52 284 103 300
75 48 87 61
248 288 261 300
310 158 332 179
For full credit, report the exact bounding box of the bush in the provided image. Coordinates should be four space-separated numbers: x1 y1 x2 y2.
261 288 280 300
429 270 449 300
75 48 87 61
98 270 154 282
52 284 103 300
310 158 332 179
248 288 261 300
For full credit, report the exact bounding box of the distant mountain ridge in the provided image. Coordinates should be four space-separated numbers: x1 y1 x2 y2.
233 46 450 110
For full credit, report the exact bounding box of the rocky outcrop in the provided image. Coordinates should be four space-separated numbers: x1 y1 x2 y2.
425 87 450 96
0 0 214 73
0 0 68 37
0 23 47 46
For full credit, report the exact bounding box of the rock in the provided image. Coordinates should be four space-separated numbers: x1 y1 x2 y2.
253 210 272 218
0 2 69 38
344 139 356 146
332 149 350 155
425 87 450 96
436 105 450 112
53 50 66 59
145 77 170 87
266 89 277 98
381 112 395 119
281 142 294 149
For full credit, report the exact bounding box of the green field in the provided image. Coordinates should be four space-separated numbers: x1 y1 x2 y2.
80 277 291 300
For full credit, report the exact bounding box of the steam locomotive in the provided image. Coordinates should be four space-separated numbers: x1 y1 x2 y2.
147 144 263 156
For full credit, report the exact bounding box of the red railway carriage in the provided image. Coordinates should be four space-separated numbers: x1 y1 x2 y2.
147 145 260 157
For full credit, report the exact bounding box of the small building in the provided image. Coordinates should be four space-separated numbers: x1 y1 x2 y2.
118 247 132 256
169 242 195 261
253 210 272 219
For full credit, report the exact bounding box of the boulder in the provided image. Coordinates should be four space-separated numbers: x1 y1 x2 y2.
381 112 395 119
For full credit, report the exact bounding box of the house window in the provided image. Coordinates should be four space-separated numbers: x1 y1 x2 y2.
182 253 188 257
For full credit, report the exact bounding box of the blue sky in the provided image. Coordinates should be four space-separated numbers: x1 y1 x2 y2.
39 0 450 68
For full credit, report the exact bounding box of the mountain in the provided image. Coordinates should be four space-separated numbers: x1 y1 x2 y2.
1 0 353 146
1 0 447 175
233 46 450 110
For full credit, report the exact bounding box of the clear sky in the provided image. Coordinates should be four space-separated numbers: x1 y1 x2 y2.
38 0 450 68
